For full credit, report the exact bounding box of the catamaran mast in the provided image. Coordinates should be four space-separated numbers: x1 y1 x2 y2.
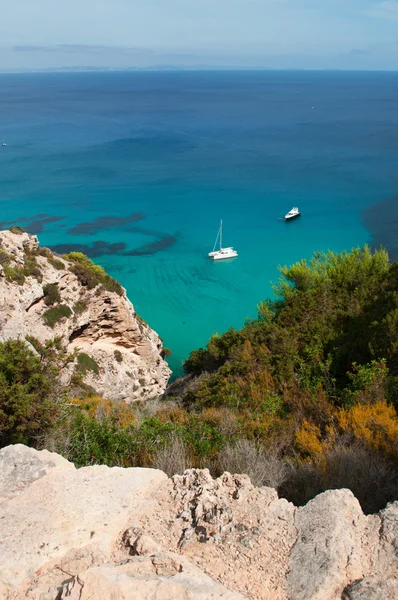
220 220 222 251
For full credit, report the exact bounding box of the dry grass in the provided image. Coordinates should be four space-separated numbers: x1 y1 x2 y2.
154 434 189 477
218 438 289 489
280 443 398 514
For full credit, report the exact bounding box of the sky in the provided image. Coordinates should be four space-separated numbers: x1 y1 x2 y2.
0 0 397 70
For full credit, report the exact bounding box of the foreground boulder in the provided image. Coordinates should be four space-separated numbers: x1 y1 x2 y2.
0 229 170 401
0 445 397 599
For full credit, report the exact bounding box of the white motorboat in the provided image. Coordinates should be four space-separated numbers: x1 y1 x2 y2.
208 220 238 261
285 207 301 220
2 142 6 147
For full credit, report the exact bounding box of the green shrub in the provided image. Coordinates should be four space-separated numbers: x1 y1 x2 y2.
77 353 100 375
181 246 396 409
43 283 61 306
73 300 88 315
43 305 72 328
0 339 59 446
23 258 42 282
0 250 11 266
4 265 26 285
58 411 137 467
114 349 123 363
4 249 43 284
40 248 65 269
38 247 52 258
65 252 123 296
49 256 65 270
9 225 25 235
161 347 172 358
136 314 148 327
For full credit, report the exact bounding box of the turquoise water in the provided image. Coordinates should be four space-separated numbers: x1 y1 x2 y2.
1 71 398 374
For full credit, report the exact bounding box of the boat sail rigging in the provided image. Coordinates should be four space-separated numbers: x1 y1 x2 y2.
208 220 238 260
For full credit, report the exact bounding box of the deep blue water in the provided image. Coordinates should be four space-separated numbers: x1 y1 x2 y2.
1 71 398 374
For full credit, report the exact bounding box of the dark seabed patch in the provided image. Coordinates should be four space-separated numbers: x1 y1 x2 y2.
124 234 177 256
24 216 66 235
50 233 176 258
67 212 145 235
0 214 65 234
0 213 50 227
49 240 127 258
362 195 398 261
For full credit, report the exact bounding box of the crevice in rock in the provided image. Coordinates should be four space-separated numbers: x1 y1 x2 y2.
70 323 90 342
26 295 44 312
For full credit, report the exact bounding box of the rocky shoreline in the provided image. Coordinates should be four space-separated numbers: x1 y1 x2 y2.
0 229 170 401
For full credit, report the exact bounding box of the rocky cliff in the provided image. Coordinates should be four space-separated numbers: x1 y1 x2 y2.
0 229 170 401
0 445 397 600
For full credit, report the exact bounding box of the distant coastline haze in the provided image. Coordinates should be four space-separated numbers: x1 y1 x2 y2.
0 0 398 71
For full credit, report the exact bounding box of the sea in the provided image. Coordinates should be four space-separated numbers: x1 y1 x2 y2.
1 70 398 376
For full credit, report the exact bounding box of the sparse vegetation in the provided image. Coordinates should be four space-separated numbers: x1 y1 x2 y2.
77 353 100 375
64 252 123 296
38 247 52 258
9 225 25 235
136 314 148 327
22 254 43 282
154 434 188 476
4 265 26 284
218 439 289 488
0 249 11 266
114 349 123 363
49 256 65 270
43 305 72 328
73 300 88 315
3 248 43 284
0 339 62 446
43 283 61 307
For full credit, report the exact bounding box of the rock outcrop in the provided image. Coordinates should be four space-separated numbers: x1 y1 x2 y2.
0 445 397 600
0 229 170 401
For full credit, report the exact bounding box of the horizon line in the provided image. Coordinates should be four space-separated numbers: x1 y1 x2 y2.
1 66 398 75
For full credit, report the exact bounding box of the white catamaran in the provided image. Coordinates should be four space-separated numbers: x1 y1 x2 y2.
208 220 238 261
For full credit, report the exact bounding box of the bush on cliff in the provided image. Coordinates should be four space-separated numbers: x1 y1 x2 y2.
77 353 100 375
65 252 123 296
3 247 43 284
43 283 61 306
43 305 72 328
0 340 60 446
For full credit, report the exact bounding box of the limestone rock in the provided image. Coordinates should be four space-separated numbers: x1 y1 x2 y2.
0 229 170 401
128 532 162 556
287 489 375 600
0 445 167 595
132 470 398 600
0 446 397 600
342 578 398 600
57 555 247 600
0 443 71 502
137 468 296 599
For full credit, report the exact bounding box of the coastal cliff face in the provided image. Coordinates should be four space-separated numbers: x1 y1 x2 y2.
0 445 397 600
0 229 170 401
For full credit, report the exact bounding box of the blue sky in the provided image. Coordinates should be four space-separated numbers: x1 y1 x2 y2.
0 0 397 70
